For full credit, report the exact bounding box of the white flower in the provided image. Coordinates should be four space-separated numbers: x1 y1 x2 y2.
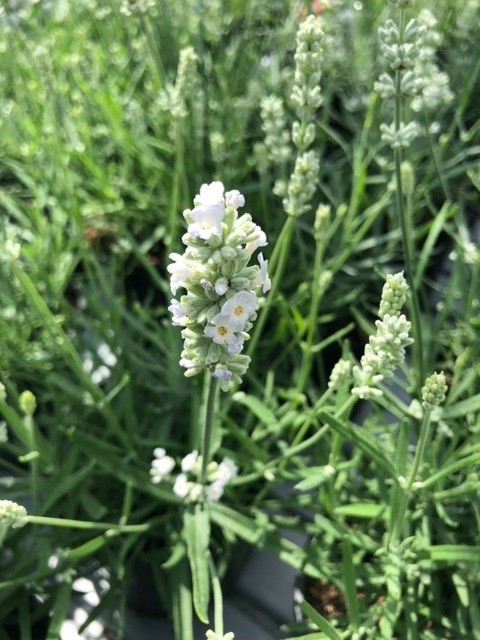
212 367 233 381
97 343 117 367
206 481 225 503
254 253 271 293
204 315 238 346
217 457 238 484
173 474 190 498
167 253 191 294
245 225 267 255
188 203 225 240
194 181 225 207
225 189 245 209
181 450 198 472
91 365 111 385
220 291 258 329
214 277 229 296
206 630 235 640
179 357 196 369
151 448 175 483
226 334 244 356
169 299 188 326
188 483 203 502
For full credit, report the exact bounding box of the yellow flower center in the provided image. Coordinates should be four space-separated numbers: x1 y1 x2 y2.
217 326 228 336
234 305 244 317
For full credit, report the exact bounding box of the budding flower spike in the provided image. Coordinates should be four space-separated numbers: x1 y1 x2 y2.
0 500 27 529
167 182 271 391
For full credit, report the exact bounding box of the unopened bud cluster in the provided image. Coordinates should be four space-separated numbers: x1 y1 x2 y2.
375 2 427 150
378 271 409 318
291 15 323 115
0 500 27 528
150 448 238 504
260 96 291 165
167 182 271 390
411 10 453 113
283 151 319 217
158 46 198 122
328 358 352 391
421 371 447 410
352 272 413 399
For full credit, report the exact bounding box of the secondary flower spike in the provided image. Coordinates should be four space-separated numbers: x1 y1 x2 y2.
167 182 270 390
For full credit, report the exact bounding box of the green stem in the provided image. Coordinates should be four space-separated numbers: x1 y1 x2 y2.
200 375 218 490
26 515 150 533
25 415 39 514
296 236 326 394
389 408 432 546
393 9 425 389
246 216 295 358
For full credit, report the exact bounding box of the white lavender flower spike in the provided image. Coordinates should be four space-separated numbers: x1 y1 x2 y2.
168 182 270 390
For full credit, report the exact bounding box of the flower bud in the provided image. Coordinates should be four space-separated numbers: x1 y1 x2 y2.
19 391 37 416
421 371 447 411
0 500 27 528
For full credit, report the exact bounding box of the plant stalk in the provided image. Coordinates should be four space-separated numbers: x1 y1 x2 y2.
200 375 218 490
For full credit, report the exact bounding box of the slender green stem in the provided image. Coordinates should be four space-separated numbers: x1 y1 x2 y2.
200 375 218 489
25 415 39 514
389 408 432 546
246 216 295 358
26 515 150 533
393 9 425 389
296 236 326 394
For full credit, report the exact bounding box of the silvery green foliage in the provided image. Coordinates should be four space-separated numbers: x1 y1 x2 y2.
352 272 413 399
167 182 270 391
0 500 27 528
421 371 447 410
378 271 409 319
291 15 323 138
411 10 453 112
260 95 291 164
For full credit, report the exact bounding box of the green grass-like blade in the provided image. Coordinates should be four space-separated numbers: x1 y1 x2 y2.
183 506 210 624
300 600 343 640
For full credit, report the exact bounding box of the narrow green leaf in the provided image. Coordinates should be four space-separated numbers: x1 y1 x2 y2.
300 600 343 640
318 411 397 479
163 543 186 570
223 417 269 462
342 539 360 630
415 203 456 288
171 559 194 640
63 535 108 560
46 582 72 640
423 545 480 564
183 506 210 624
452 573 470 608
295 473 331 493
232 392 277 426
444 393 480 419
334 503 388 520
